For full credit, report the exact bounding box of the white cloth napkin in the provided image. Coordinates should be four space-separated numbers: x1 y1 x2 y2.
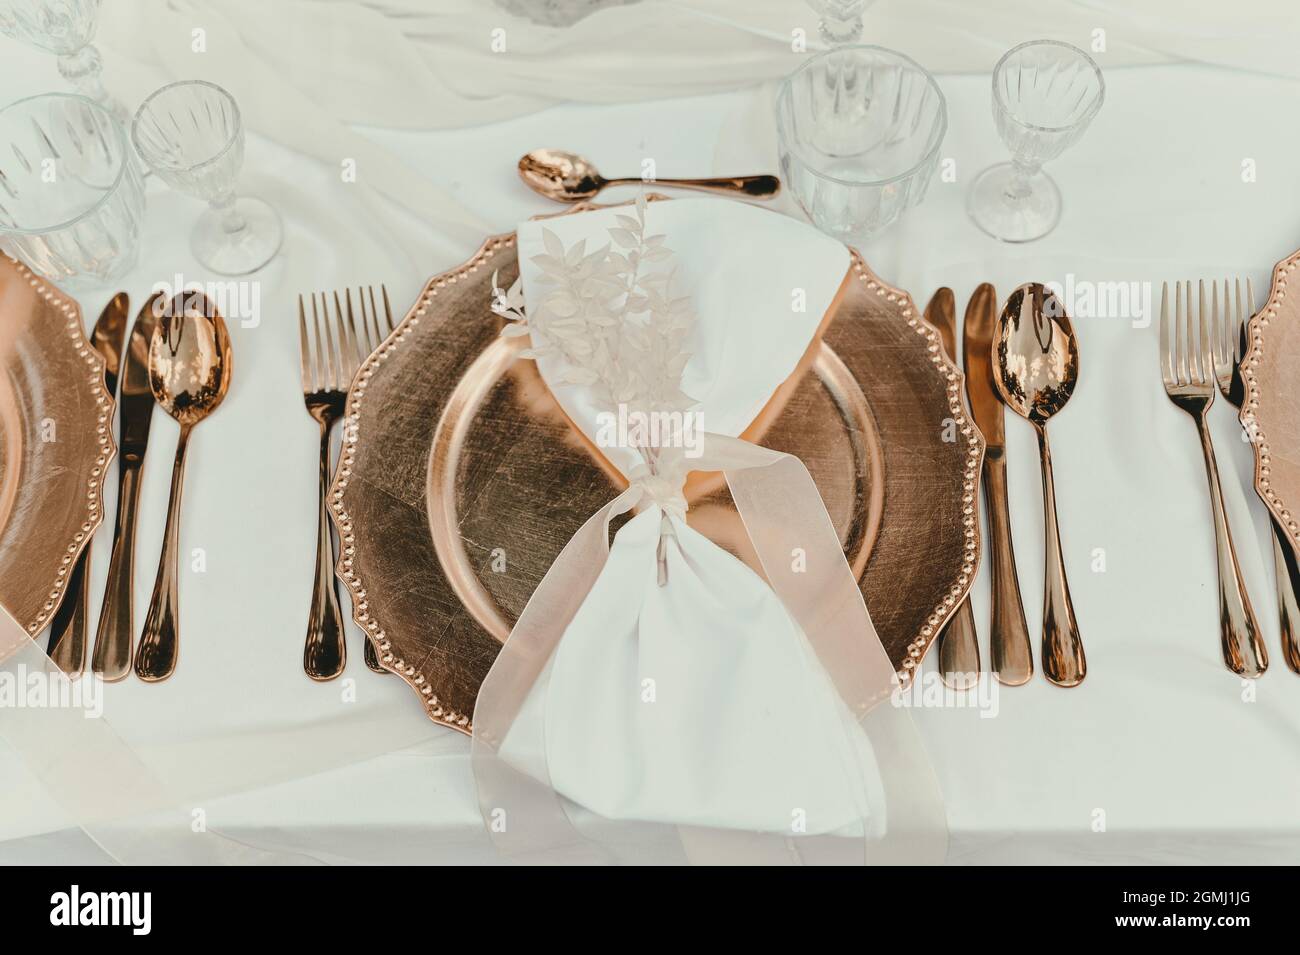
498 199 895 835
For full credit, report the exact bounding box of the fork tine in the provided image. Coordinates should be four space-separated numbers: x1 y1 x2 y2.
1159 282 1174 385
381 285 395 333
297 294 312 393
355 287 372 355
311 293 327 394
322 291 340 390
344 288 364 366
333 289 354 381
1199 279 1212 388
1180 280 1190 384
1206 278 1216 371
367 286 383 346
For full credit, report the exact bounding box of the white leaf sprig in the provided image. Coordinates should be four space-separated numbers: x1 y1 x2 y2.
490 194 696 417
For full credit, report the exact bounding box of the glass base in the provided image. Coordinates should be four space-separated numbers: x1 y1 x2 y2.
192 196 283 275
967 163 1061 243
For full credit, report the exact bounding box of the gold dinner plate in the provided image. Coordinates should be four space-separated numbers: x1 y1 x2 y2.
332 203 982 733
1242 247 1300 560
0 254 115 636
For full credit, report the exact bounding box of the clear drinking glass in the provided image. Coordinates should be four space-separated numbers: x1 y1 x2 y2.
776 46 946 243
0 0 126 118
0 93 145 286
132 80 282 275
967 40 1104 243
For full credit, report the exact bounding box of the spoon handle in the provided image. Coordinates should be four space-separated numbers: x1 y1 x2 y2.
1192 415 1268 677
604 174 780 200
136 426 191 682
1034 424 1086 686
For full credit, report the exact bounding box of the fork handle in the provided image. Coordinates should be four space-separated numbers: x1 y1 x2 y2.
1269 519 1300 673
304 418 347 681
1194 416 1268 677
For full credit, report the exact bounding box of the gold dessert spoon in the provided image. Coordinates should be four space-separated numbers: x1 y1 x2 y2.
993 283 1086 687
134 292 232 682
518 149 780 203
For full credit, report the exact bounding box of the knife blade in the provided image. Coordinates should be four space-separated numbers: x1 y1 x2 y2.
962 284 1004 453
923 288 981 688
91 291 164 681
962 283 1032 685
47 293 130 674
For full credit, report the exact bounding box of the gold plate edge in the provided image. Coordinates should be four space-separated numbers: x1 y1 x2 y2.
1241 248 1300 560
0 253 116 636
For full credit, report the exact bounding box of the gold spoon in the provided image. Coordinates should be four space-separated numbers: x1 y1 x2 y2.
134 292 232 682
992 283 1086 687
518 149 780 203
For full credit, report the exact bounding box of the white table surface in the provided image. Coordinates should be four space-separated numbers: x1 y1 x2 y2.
3 40 1300 864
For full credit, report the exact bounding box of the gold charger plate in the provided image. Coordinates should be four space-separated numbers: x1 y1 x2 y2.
0 254 115 636
332 204 982 733
1241 247 1300 559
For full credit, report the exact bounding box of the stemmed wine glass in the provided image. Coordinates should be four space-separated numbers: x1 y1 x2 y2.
807 0 874 45
131 80 282 275
967 40 1105 243
0 0 127 119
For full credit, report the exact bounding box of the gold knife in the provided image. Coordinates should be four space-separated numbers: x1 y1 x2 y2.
47 292 130 674
924 288 982 689
962 283 1033 685
91 292 163 681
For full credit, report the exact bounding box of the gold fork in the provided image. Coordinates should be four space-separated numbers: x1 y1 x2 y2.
1160 280 1268 677
298 287 394 679
1210 278 1300 674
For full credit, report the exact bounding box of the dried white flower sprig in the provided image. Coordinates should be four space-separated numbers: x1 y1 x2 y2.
491 193 696 417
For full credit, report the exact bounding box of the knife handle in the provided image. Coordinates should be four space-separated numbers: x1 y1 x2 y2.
47 547 90 675
92 458 143 681
1273 519 1300 674
982 451 1034 685
937 597 981 689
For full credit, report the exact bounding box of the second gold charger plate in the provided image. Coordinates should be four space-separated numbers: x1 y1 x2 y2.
0 254 115 636
331 202 983 733
1242 247 1300 560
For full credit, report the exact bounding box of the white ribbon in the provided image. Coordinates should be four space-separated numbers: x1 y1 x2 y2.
471 432 947 864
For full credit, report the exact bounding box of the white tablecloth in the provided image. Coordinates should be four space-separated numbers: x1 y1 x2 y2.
3 37 1300 864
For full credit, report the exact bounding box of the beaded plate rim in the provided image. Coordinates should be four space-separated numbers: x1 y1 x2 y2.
0 253 115 636
1240 248 1300 554
845 251 984 682
331 218 984 733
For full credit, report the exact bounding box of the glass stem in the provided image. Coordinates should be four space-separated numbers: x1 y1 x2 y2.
210 194 247 235
57 45 108 104
1005 159 1041 203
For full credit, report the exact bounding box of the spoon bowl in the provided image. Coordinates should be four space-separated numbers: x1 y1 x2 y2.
135 291 232 682
993 283 1078 424
148 291 233 425
993 282 1085 687
518 149 606 202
